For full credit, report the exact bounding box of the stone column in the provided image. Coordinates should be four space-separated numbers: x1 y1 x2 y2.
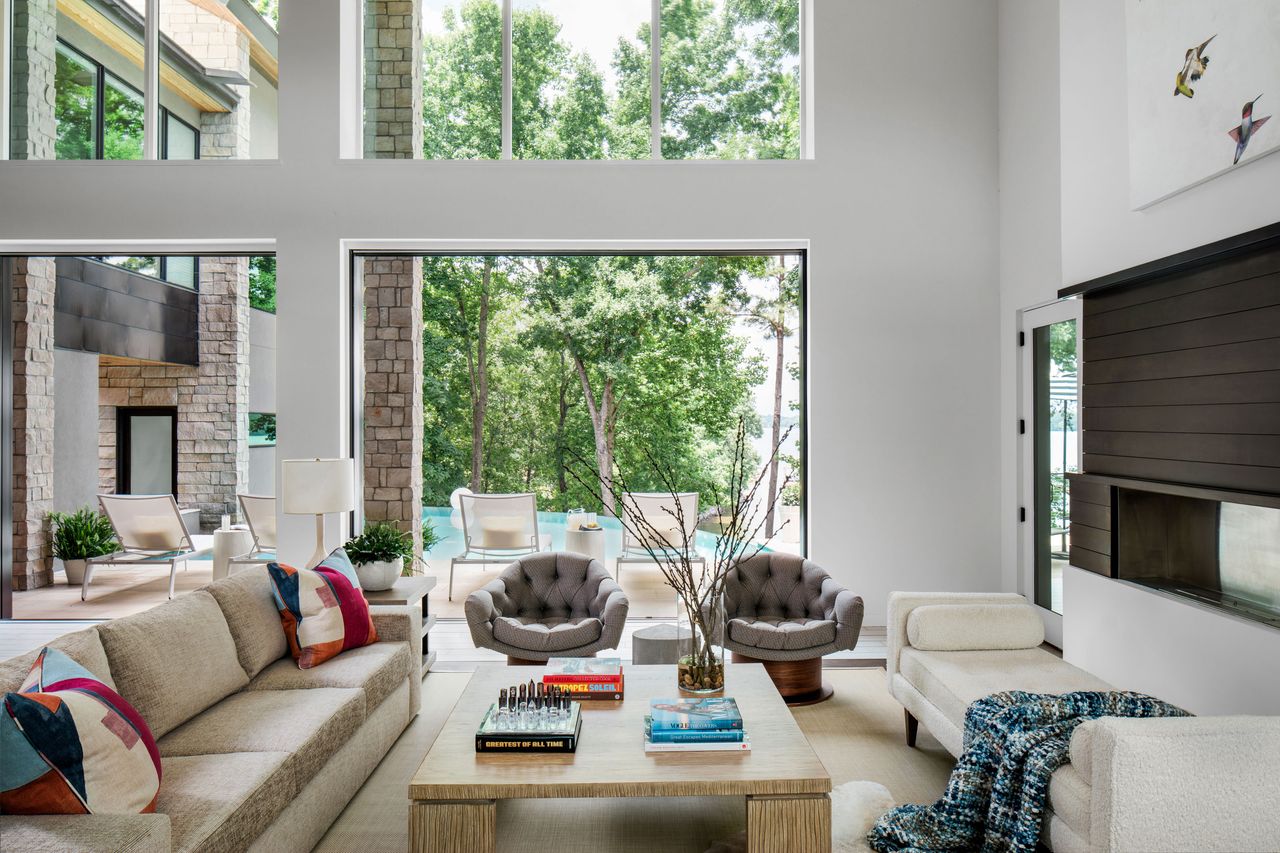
9 0 57 160
363 258 424 558
186 258 251 529
11 259 57 589
364 0 423 158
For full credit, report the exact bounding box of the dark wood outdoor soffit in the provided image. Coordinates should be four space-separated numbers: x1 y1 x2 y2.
1059 221 1280 299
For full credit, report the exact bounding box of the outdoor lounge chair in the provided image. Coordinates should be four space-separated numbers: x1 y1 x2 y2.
616 491 705 580
85 494 213 602
232 493 278 571
450 492 550 600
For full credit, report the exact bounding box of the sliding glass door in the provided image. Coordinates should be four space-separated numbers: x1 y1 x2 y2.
1020 300 1081 645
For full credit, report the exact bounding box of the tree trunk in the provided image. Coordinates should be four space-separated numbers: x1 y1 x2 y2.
467 258 492 492
574 355 617 516
765 316 785 538
555 352 570 503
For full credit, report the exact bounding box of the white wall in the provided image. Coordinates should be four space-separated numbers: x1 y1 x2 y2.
52 349 101 515
250 66 279 160
1064 567 1280 715
1 0 1005 621
249 307 276 413
997 0 1062 595
1059 0 1280 285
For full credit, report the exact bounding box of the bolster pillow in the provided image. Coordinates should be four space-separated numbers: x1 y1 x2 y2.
906 604 1044 651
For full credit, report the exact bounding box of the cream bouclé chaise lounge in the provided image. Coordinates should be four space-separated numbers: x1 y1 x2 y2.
887 591 1280 853
0 567 423 853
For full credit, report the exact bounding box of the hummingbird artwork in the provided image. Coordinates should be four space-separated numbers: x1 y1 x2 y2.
1228 95 1271 165
1173 35 1215 99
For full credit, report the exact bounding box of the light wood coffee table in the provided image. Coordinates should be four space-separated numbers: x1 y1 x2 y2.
409 663 831 853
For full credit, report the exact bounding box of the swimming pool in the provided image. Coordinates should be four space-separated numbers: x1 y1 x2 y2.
421 506 740 561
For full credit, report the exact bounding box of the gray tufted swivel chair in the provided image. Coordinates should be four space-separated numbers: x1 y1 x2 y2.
464 552 630 664
722 552 863 704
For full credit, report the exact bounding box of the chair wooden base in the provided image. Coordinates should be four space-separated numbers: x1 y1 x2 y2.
731 652 834 706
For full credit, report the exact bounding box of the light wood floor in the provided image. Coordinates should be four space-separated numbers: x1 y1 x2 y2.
316 667 953 853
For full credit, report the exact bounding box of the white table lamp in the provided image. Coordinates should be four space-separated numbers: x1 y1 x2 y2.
282 458 356 569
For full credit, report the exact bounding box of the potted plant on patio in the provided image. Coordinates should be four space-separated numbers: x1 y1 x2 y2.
568 419 793 694
344 521 415 591
49 508 118 586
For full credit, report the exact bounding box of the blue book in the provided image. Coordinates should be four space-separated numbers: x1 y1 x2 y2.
644 718 745 743
648 698 743 731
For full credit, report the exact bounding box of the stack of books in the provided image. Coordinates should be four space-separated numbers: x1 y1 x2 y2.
543 657 624 701
644 697 750 753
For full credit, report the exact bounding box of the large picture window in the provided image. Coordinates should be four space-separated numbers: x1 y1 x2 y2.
410 0 804 160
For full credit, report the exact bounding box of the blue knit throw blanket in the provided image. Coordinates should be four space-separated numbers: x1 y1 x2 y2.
868 691 1190 853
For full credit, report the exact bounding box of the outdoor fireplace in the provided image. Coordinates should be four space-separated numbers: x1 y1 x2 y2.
1114 487 1280 629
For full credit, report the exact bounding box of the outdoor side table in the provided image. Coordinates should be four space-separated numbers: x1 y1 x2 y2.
212 526 255 581
563 527 607 565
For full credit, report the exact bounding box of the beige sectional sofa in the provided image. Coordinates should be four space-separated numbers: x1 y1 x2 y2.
888 591 1280 853
0 567 423 853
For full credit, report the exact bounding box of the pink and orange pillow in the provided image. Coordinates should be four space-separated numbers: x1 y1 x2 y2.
268 549 378 669
1 648 161 814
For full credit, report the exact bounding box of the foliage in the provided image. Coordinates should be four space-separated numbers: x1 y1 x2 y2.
344 521 414 566
1048 320 1077 376
421 518 443 557
253 0 279 28
49 509 118 561
53 48 145 160
421 0 799 160
248 412 277 442
249 256 277 313
420 254 777 513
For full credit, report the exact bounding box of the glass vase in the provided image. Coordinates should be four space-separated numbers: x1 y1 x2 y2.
675 590 726 694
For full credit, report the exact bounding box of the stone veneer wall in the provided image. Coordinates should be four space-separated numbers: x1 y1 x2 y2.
157 0 252 158
363 0 423 158
11 259 57 589
9 0 57 160
363 258 424 558
98 258 251 530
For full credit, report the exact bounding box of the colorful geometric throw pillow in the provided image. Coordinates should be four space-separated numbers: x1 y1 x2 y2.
1 648 161 815
268 548 379 669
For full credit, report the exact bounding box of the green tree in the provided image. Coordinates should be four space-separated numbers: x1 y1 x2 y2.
422 1 503 159
249 256 276 313
253 0 279 28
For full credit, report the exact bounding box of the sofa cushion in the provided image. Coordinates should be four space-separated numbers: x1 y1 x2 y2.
1068 719 1096 779
728 617 837 651
268 551 379 669
97 590 249 739
1047 764 1090 840
158 751 292 853
1 648 160 816
0 813 171 853
493 615 602 652
898 647 1113 724
0 628 115 694
157 687 365 790
247 642 409 713
205 568 289 679
906 604 1044 651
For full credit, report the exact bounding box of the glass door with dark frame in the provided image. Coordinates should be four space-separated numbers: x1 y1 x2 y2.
118 407 178 496
1020 300 1081 646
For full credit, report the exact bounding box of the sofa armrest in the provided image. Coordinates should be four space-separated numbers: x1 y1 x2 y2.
596 586 630 650
885 591 1028 682
1088 716 1280 852
369 604 422 715
0 813 171 853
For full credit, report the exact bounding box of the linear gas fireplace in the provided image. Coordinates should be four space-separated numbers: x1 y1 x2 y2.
1113 486 1280 628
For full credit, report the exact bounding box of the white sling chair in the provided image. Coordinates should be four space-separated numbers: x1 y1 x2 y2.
86 494 213 602
450 492 549 600
232 493 278 571
616 492 705 581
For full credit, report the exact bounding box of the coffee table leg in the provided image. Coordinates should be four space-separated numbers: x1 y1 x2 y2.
409 799 497 853
746 794 831 853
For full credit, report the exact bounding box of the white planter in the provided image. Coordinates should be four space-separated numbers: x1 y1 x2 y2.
63 559 88 585
354 557 402 591
780 506 800 543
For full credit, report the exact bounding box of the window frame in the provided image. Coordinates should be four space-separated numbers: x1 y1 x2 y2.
422 0 810 161
54 38 200 162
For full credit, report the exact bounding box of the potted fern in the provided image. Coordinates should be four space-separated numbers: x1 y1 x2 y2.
49 508 118 585
344 521 415 591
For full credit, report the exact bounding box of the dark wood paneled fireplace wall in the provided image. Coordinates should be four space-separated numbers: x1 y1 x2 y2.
1061 222 1280 628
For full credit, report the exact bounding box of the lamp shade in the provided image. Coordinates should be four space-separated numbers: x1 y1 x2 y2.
281 458 356 515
